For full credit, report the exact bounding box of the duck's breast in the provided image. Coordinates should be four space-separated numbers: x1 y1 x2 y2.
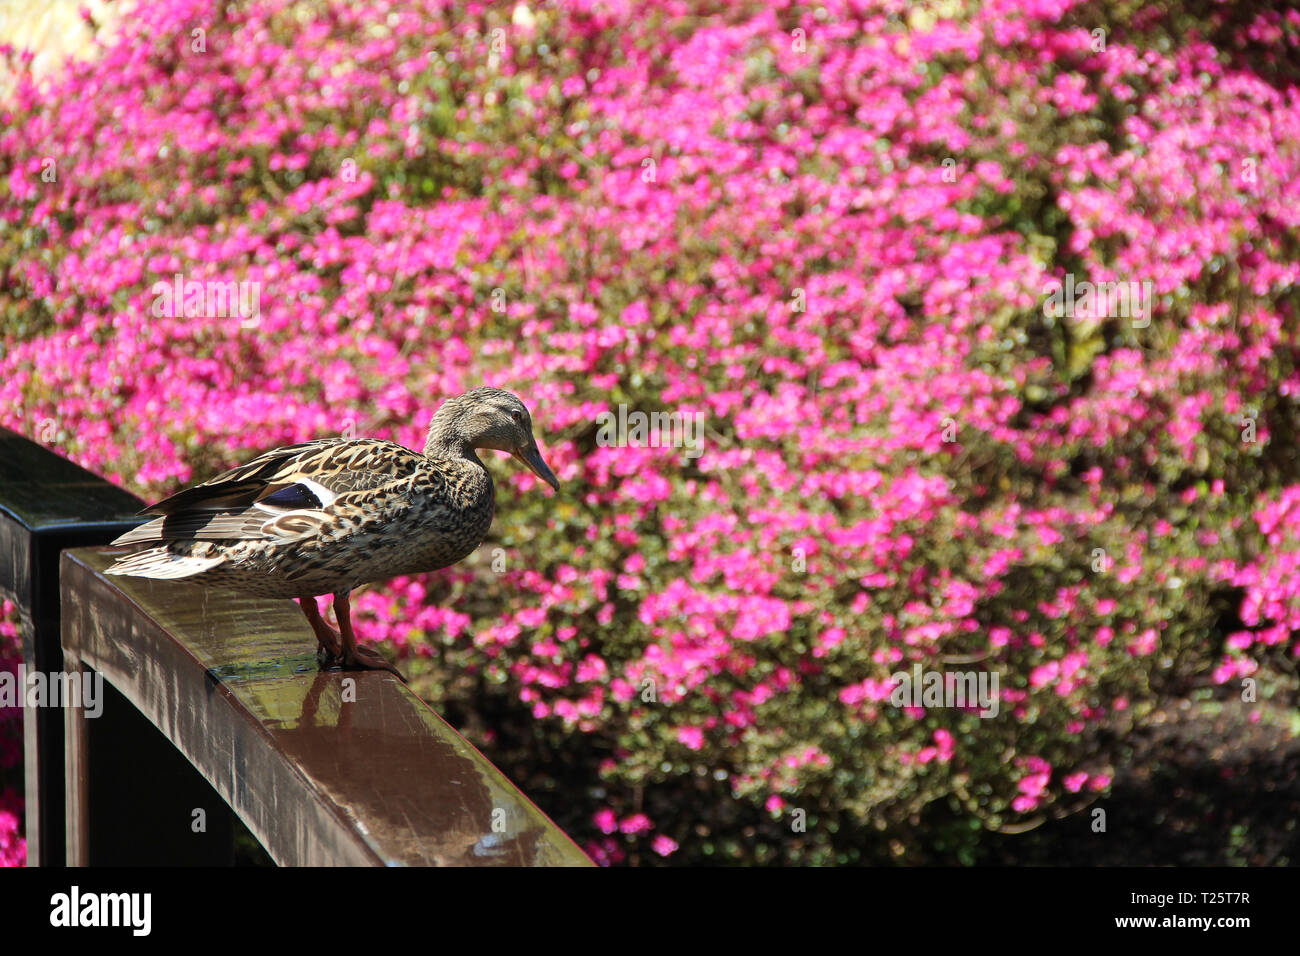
380 459 495 578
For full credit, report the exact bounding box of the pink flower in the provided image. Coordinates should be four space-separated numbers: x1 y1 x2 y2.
677 726 705 750
619 814 653 835
651 835 678 856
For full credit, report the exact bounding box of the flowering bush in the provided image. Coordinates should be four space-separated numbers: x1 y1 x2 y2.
0 601 24 866
2 0 1298 864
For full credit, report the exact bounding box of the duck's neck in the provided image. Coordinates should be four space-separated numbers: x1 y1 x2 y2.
423 414 495 516
423 409 481 464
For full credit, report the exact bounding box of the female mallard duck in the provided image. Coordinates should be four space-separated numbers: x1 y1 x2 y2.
105 387 559 681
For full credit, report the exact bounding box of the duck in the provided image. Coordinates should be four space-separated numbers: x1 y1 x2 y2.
105 387 559 681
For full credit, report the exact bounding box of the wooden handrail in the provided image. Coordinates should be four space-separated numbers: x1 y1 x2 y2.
61 548 591 865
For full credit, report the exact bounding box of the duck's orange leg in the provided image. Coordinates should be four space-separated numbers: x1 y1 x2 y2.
333 591 407 682
299 596 342 659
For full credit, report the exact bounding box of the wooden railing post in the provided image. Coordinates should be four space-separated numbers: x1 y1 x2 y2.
0 427 143 865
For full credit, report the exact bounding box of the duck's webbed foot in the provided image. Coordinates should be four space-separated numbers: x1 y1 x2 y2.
341 642 408 682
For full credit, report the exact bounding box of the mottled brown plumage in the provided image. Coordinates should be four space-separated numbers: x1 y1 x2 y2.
106 387 559 679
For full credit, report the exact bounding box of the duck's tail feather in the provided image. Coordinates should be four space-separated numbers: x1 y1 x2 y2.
104 546 224 580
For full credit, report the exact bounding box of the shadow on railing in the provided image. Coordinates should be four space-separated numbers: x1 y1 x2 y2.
2 427 592 866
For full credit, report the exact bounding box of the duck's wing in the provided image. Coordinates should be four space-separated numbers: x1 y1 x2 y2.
111 438 430 546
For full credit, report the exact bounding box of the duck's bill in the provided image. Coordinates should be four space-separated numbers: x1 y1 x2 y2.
514 445 560 491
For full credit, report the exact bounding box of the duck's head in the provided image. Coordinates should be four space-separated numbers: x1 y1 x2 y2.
425 387 560 491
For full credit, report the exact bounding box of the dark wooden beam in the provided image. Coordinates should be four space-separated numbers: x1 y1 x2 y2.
0 427 143 865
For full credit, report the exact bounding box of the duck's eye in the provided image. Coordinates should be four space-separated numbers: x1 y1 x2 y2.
510 408 524 423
